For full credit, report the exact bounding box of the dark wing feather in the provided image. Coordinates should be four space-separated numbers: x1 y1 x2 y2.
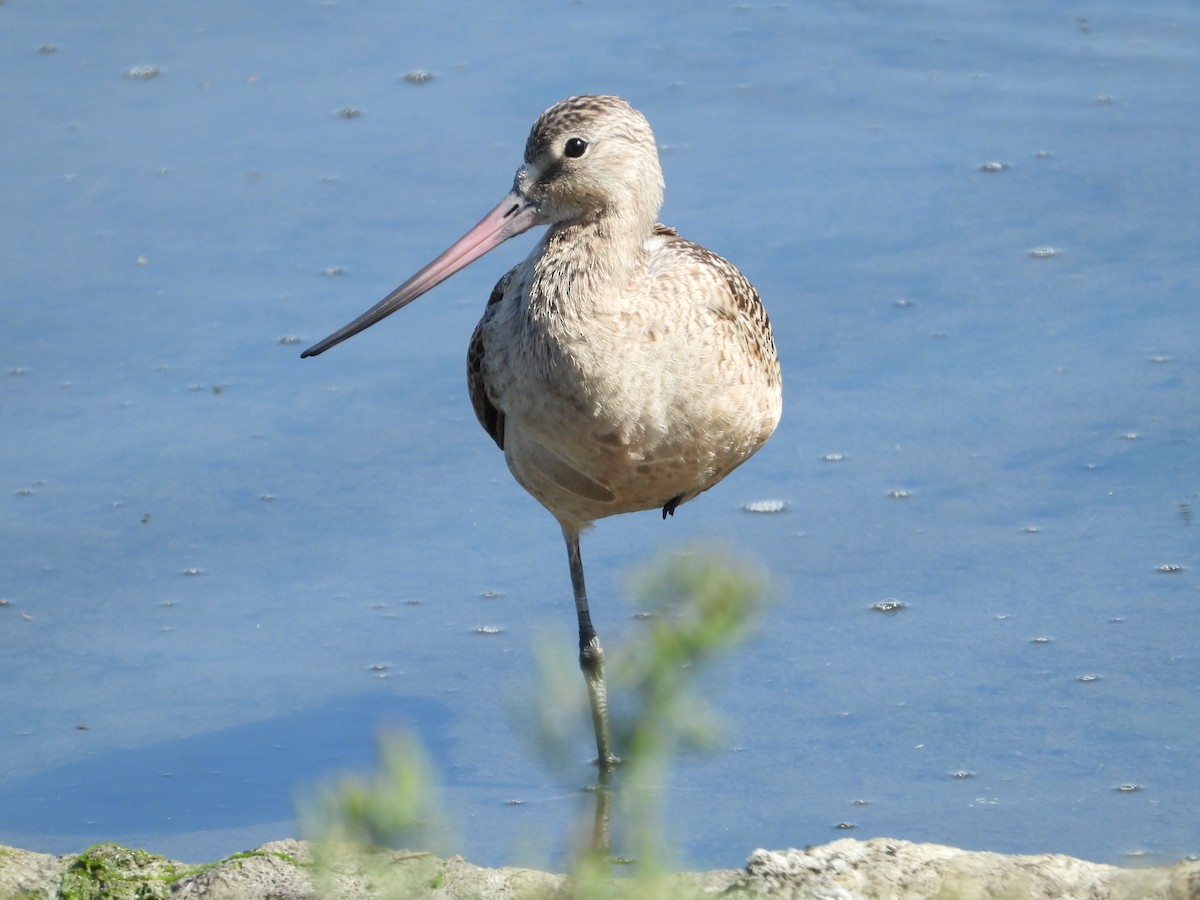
467 270 512 450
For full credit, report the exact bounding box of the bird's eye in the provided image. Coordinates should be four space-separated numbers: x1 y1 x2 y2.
563 137 589 158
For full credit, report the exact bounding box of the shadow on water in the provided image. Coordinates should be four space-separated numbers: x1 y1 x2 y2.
0 693 451 839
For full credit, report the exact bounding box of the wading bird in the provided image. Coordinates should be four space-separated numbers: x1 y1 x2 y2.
302 94 781 777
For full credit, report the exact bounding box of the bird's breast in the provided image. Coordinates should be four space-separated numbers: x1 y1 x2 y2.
475 277 780 531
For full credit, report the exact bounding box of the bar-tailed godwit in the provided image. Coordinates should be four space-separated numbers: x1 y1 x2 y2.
302 94 782 775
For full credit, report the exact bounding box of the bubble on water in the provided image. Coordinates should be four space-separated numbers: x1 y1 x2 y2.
322 266 344 277
404 70 434 84
872 599 907 615
336 107 362 119
743 499 787 513
124 65 161 79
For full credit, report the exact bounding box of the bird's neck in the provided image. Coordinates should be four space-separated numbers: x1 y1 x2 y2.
528 207 652 319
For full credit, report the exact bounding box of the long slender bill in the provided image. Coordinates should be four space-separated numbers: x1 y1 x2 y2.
301 192 545 358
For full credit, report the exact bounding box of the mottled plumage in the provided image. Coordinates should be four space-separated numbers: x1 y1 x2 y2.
302 95 781 780
468 218 780 532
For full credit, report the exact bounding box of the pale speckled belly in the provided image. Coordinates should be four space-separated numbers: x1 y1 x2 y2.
500 390 775 532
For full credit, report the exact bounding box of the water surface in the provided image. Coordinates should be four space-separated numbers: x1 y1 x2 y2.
2 0 1198 869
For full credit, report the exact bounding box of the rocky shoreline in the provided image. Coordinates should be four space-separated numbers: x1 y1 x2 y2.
1 837 1197 899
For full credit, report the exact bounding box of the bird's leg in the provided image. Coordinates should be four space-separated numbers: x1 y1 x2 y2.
563 527 616 858
563 527 618 776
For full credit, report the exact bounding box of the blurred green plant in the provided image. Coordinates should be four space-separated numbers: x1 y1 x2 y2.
532 544 765 764
299 731 448 852
298 731 450 896
615 545 765 873
534 543 766 883
300 543 765 897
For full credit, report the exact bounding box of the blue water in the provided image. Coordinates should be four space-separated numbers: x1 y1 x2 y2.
3 0 1198 870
